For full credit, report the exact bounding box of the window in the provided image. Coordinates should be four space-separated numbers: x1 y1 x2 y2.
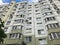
28 5 32 6
16 14 24 18
57 9 60 14
8 8 10 9
36 17 41 21
28 10 31 12
14 5 17 8
52 3 60 14
28 7 31 9
14 9 16 11
4 27 8 32
39 0 45 2
12 25 23 30
43 7 51 11
9 14 13 19
27 17 32 20
14 19 24 23
45 17 56 22
35 9 39 12
57 33 60 38
36 13 40 15
53 33 57 39
6 21 11 25
22 5 25 8
43 11 53 16
26 28 32 30
26 36 32 42
28 13 32 15
18 11 20 13
38 29 45 35
39 39 47 45
28 5 32 9
9 33 21 39
34 4 38 6
40 1 46 5
10 33 15 39
49 32 60 40
48 8 51 10
12 26 17 30
19 8 21 10
49 0 53 3
12 12 15 14
11 2 13 4
20 14 23 17
37 23 42 24
53 4 58 10
35 6 39 8
47 23 59 29
27 22 32 24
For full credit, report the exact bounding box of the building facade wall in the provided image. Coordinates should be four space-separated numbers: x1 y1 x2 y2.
0 0 60 45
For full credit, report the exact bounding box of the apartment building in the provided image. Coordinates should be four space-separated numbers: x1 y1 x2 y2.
2 1 47 45
0 0 60 45
0 4 10 19
38 0 60 45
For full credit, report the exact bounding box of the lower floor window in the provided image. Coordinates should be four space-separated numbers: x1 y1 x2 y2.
26 36 32 42
49 32 60 40
9 33 21 39
39 39 47 45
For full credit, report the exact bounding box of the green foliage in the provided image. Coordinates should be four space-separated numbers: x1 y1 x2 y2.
0 18 7 44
